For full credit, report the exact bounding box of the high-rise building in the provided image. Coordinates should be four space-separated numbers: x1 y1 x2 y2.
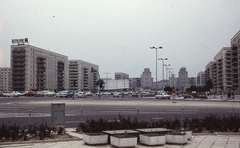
197 71 205 86
140 68 153 90
0 67 11 92
214 47 232 93
68 60 98 92
11 40 68 91
231 30 240 94
178 67 188 91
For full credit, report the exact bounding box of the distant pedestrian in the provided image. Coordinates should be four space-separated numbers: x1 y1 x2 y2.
172 87 176 103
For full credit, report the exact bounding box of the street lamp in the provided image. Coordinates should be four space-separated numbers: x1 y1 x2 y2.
150 46 163 93
158 58 168 81
164 64 171 80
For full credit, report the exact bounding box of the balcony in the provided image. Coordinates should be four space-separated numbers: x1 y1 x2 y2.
12 58 25 62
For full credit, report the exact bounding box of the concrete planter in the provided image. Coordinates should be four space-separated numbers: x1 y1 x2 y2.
185 130 192 140
110 135 137 148
166 133 187 144
83 133 108 145
139 134 166 146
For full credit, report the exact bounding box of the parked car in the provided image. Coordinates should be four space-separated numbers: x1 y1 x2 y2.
0 91 3 97
113 92 121 97
24 91 37 97
85 91 93 96
155 92 171 99
42 90 55 97
3 91 22 97
59 90 73 98
76 92 87 98
132 92 138 97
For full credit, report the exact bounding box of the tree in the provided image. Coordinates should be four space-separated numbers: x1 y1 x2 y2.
96 79 105 90
205 79 213 91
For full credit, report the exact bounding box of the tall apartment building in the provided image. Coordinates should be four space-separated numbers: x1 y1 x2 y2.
140 68 153 90
205 61 214 84
11 39 68 91
115 72 129 80
197 71 205 86
205 47 232 93
178 67 188 91
231 30 240 94
0 67 11 91
68 60 98 92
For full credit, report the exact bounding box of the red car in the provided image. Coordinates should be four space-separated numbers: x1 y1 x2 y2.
24 91 37 97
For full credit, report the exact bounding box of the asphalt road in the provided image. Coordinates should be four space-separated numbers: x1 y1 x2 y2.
0 95 239 128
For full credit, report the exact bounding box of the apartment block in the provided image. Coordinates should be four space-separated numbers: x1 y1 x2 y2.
206 47 232 93
197 71 205 86
231 30 240 94
68 60 99 92
11 41 68 91
0 67 11 91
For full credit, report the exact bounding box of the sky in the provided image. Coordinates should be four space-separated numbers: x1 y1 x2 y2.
0 0 240 80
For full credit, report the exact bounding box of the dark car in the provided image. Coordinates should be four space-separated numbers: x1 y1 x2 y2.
0 91 3 97
24 91 37 97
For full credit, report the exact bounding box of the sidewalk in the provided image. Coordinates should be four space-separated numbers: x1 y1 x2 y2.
1 128 239 148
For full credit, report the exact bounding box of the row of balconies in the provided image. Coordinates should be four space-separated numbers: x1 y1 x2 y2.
12 58 25 62
12 48 25 53
12 53 26 57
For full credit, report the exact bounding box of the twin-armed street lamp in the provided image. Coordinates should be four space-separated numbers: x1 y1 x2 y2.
159 58 167 90
164 64 171 80
150 46 163 94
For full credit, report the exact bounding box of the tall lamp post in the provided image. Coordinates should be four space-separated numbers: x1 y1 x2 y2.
150 46 163 94
159 58 168 81
164 64 171 80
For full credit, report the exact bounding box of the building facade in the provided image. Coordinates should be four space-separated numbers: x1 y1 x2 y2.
68 60 98 92
11 42 68 91
115 72 129 80
197 71 205 86
231 30 240 94
178 67 188 91
140 68 153 90
0 67 11 92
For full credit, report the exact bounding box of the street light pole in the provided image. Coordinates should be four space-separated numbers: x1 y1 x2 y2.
159 58 168 81
150 46 163 93
164 64 171 80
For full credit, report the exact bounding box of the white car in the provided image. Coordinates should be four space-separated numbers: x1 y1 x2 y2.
85 91 93 96
113 92 121 97
3 91 22 97
155 92 171 99
76 92 87 98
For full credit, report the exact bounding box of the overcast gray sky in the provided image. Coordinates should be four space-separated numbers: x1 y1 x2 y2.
0 0 240 80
